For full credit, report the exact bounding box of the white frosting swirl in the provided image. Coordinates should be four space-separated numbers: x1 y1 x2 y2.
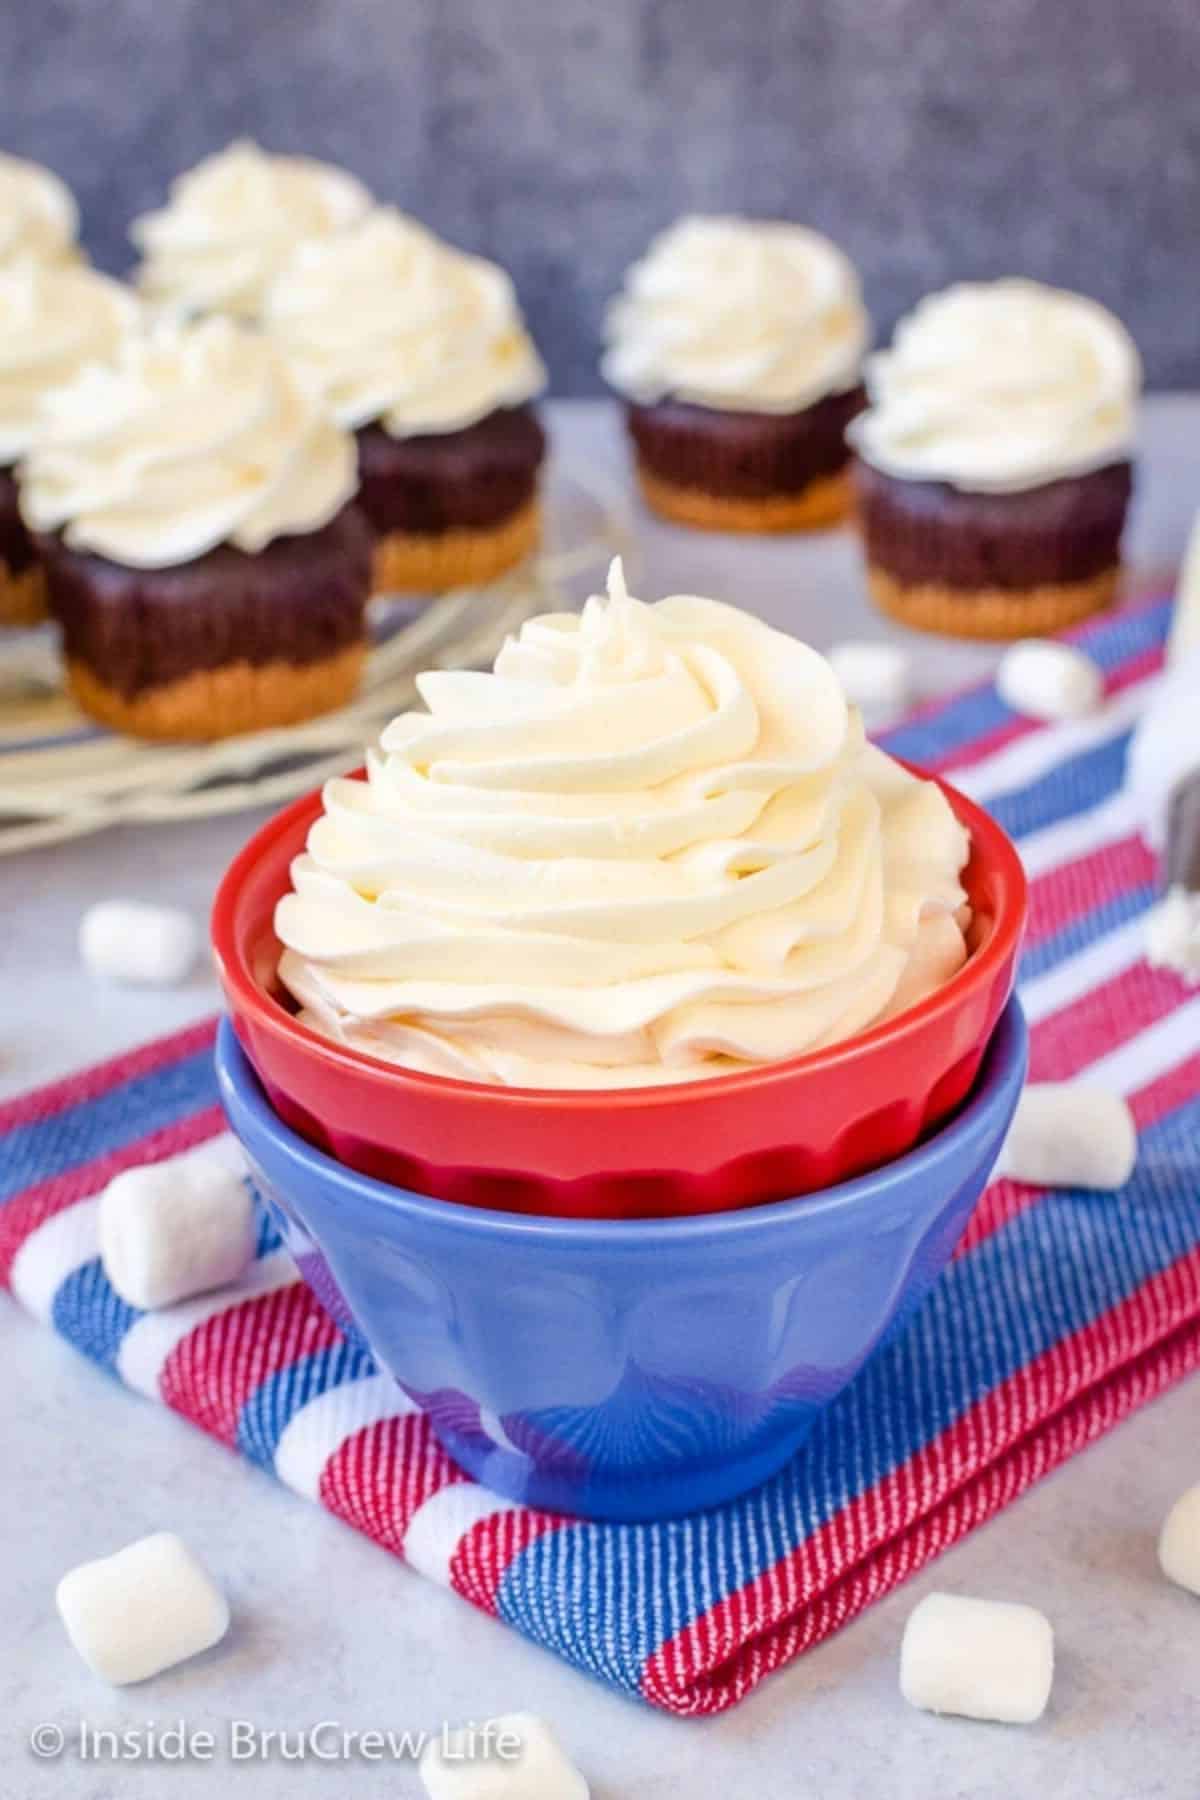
850 279 1140 493
131 140 372 320
276 560 970 1089
601 215 869 415
0 153 79 268
264 209 546 437
20 317 359 568
0 260 138 465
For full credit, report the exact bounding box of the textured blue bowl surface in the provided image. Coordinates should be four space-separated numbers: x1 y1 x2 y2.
215 1002 1027 1521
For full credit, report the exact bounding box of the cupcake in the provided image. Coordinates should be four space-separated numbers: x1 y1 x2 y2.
850 279 1140 639
20 318 370 741
0 152 80 269
0 259 137 625
602 216 869 533
265 209 547 595
274 557 972 1087
130 140 372 321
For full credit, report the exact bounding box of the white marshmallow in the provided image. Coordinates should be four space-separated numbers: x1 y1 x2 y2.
1145 886 1200 985
996 1081 1138 1191
79 900 199 987
996 639 1104 722
826 641 913 722
56 1531 229 1685
100 1148 256 1311
1159 1483 1200 1595
900 1591 1054 1724
419 1713 588 1800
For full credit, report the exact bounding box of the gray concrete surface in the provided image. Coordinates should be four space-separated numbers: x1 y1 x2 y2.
4 0 1198 389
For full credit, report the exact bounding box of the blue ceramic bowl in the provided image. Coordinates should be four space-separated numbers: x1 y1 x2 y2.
215 1002 1027 1522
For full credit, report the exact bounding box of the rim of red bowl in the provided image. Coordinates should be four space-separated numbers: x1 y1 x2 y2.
212 763 1028 1113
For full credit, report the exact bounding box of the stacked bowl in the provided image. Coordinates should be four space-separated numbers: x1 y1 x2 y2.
212 769 1027 1522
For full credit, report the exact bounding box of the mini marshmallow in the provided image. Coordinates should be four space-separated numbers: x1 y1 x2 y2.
99 1147 256 1311
827 641 914 721
996 1082 1138 1191
1159 1483 1200 1595
419 1712 588 1800
56 1531 229 1685
79 899 199 987
900 1591 1054 1724
1145 887 1200 985
996 639 1104 722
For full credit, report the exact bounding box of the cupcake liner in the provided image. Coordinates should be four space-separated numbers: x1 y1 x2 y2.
636 465 851 534
371 499 540 595
66 644 366 742
866 564 1121 641
0 559 47 626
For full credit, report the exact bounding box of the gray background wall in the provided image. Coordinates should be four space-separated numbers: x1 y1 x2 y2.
7 0 1199 391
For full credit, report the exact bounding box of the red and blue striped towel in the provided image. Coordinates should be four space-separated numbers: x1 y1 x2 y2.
3 595 1198 1717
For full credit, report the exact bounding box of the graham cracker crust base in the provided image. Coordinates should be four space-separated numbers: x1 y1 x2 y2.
635 467 851 534
866 564 1121 641
0 561 47 626
66 644 366 742
371 500 540 596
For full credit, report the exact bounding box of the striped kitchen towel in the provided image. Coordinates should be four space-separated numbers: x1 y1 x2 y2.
3 594 1198 1717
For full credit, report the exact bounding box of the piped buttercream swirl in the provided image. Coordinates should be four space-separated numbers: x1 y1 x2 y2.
602 215 869 415
19 317 359 568
0 153 79 268
264 208 546 437
0 260 138 465
131 140 372 321
275 560 971 1088
849 279 1140 494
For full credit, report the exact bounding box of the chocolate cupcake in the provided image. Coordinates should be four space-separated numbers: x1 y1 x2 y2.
264 210 546 594
0 467 45 626
849 280 1141 639
20 318 369 740
130 140 372 322
602 216 869 532
0 259 137 625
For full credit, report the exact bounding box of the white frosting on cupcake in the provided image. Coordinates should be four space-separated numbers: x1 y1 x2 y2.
0 261 138 465
0 153 79 268
850 279 1140 494
275 559 971 1088
602 215 869 415
265 209 546 437
20 318 359 568
131 140 372 320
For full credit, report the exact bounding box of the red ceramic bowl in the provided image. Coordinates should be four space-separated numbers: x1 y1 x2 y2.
212 768 1026 1220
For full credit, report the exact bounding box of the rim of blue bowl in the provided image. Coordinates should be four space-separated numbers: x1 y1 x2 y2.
216 1000 1026 1248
